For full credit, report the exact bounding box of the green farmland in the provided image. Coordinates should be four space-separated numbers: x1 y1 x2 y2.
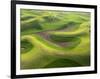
20 9 90 69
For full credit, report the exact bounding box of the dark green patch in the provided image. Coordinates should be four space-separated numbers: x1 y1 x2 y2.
21 40 34 54
44 58 82 68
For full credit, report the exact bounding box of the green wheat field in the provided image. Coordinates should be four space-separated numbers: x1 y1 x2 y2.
20 9 90 69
